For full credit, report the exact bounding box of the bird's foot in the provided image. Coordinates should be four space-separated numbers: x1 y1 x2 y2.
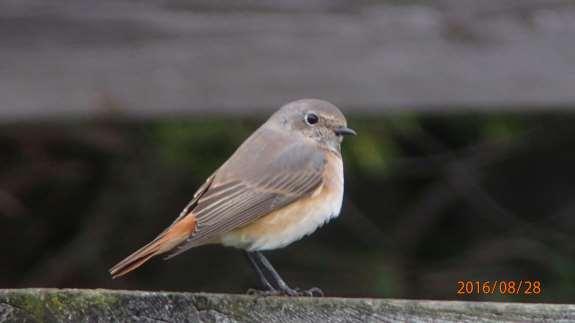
246 286 323 297
298 287 324 297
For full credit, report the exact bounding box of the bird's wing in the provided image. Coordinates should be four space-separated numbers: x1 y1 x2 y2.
166 127 326 257
109 127 325 277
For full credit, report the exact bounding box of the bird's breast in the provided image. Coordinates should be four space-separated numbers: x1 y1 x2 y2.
220 152 344 251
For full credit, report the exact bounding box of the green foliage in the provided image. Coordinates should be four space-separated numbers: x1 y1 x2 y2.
374 266 399 297
2 112 574 301
482 116 523 143
150 118 253 175
347 128 398 176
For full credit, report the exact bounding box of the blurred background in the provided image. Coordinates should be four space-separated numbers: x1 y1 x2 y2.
1 0 574 303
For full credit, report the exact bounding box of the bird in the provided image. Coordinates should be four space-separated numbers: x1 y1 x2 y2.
109 98 356 296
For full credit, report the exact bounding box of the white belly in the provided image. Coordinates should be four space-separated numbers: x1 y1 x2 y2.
220 154 344 251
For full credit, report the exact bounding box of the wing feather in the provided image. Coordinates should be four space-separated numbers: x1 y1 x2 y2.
165 127 325 257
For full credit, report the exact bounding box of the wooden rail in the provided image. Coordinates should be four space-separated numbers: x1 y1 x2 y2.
0 289 574 322
1 0 575 122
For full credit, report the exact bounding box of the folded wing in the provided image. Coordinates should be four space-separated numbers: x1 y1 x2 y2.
109 127 325 277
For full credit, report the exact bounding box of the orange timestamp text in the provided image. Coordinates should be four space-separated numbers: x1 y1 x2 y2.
457 280 541 296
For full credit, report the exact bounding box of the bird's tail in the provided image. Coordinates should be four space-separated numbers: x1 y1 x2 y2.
109 214 197 278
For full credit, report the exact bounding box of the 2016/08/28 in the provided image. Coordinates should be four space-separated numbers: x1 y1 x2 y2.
457 280 541 296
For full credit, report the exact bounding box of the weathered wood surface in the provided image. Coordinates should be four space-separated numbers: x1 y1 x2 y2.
0 289 574 323
1 0 575 122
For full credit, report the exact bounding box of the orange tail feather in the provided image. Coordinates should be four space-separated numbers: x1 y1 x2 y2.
109 214 197 278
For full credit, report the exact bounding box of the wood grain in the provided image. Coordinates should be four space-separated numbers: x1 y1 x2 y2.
1 0 574 122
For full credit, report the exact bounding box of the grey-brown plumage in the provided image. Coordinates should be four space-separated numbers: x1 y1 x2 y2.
168 129 326 256
110 99 355 296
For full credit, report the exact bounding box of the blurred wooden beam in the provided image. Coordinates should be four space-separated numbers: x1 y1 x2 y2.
1 0 574 121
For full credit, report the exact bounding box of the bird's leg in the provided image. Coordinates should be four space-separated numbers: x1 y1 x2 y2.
245 251 276 293
252 251 294 294
252 251 324 297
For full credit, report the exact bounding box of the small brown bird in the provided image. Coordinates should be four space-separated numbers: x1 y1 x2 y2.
109 99 356 296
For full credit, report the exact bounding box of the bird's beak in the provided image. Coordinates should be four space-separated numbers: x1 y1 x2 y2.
334 127 357 136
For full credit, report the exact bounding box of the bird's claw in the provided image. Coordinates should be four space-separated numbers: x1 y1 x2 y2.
302 287 324 297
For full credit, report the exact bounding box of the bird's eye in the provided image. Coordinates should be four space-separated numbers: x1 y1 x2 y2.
305 113 319 125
